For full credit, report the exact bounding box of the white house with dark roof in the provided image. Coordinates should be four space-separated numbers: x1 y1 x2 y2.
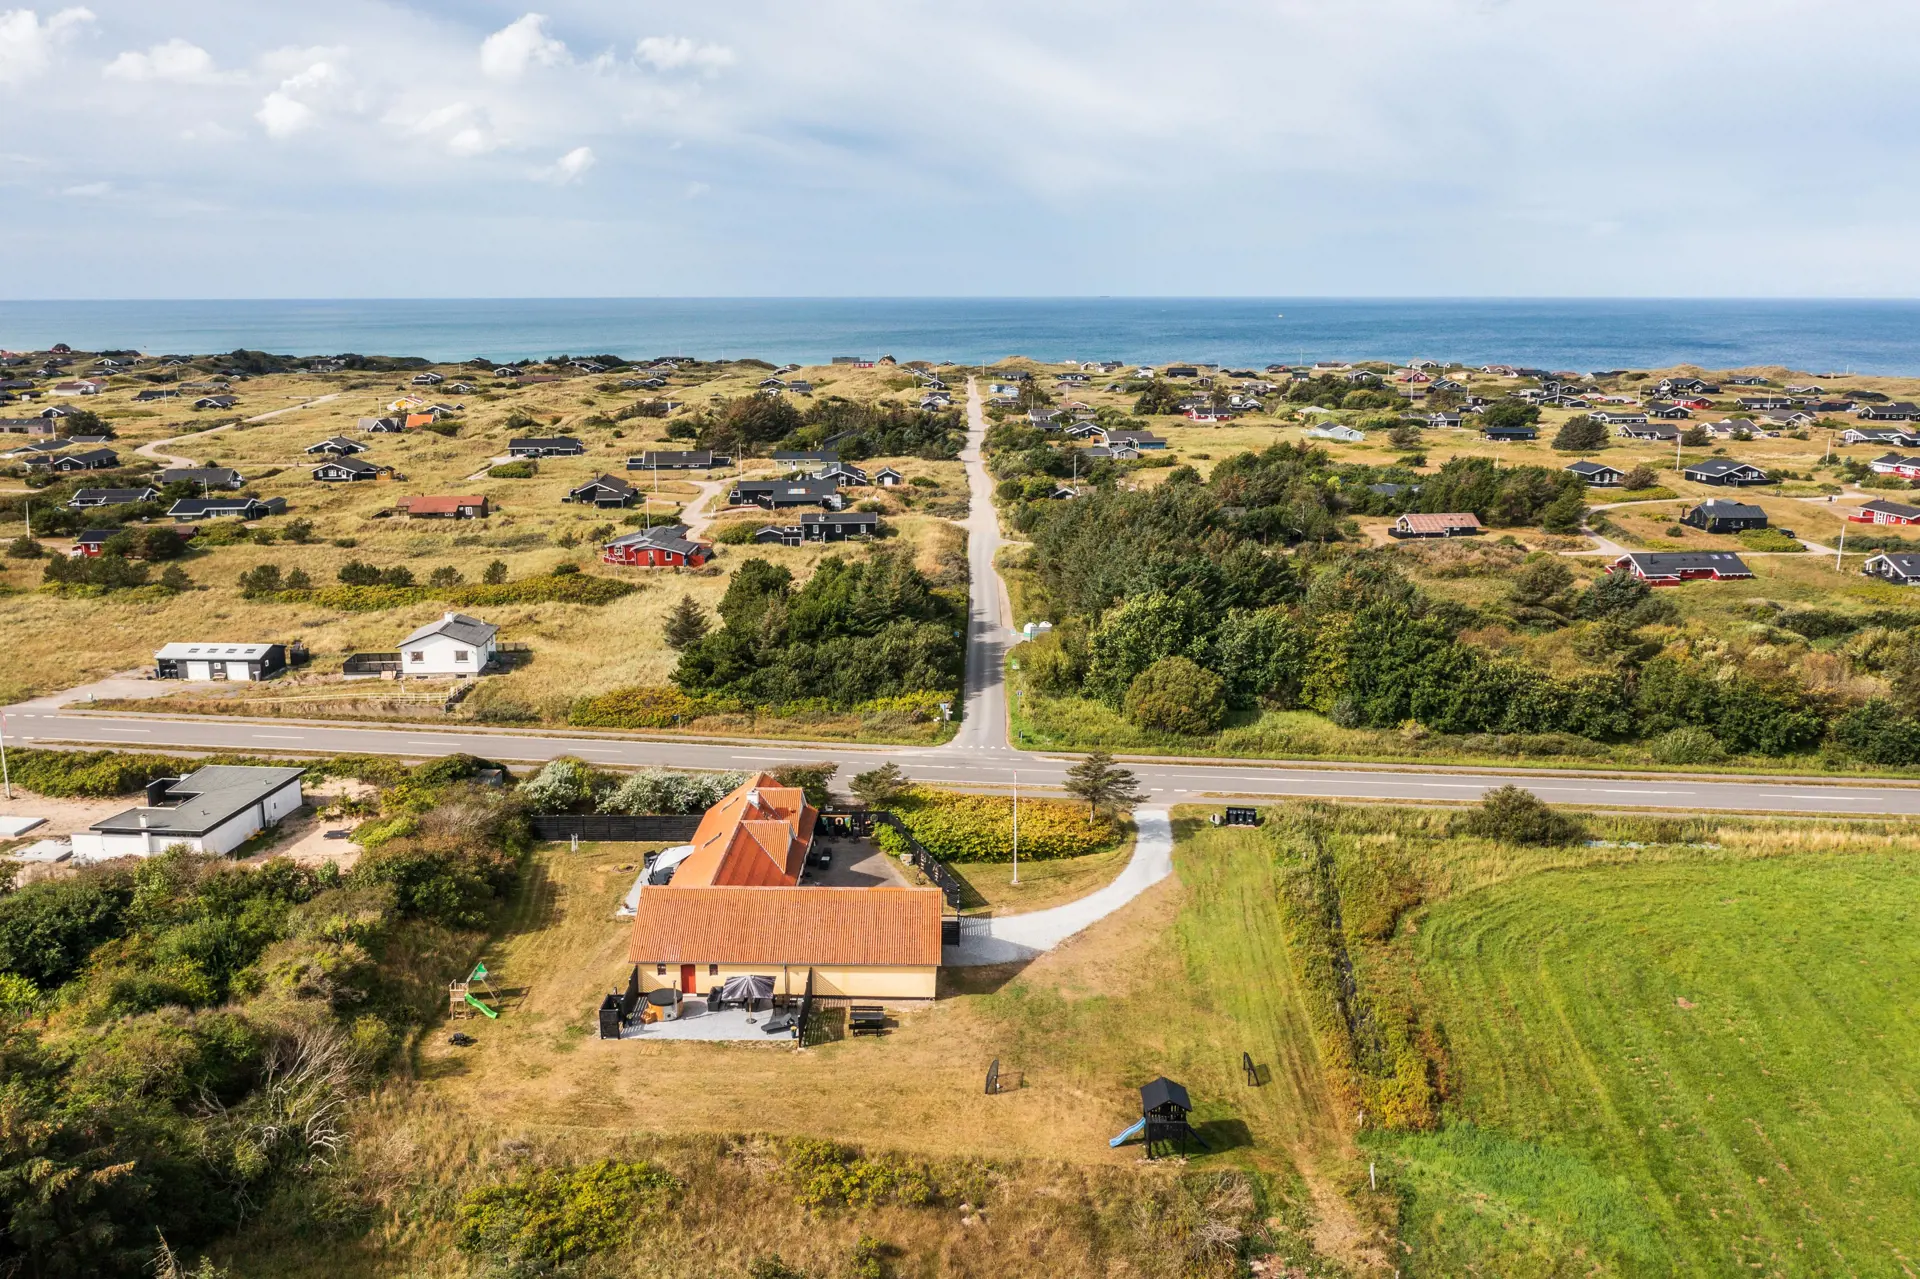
399 612 499 674
72 765 307 859
1863 552 1920 585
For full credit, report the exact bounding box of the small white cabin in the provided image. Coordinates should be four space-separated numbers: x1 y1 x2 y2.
398 612 499 675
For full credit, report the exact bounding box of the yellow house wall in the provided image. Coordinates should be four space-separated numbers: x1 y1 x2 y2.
636 962 935 1001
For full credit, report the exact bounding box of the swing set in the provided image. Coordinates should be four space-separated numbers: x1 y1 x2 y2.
449 961 501 1020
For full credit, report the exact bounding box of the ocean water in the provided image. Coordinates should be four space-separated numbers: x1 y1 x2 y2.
2 297 1918 374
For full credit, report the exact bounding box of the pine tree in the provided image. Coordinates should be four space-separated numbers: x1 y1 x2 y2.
483 559 508 584
663 594 711 650
1061 751 1145 822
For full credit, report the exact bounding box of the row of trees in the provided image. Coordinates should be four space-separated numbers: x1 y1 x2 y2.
687 395 963 461
1015 444 1587 619
672 548 963 707
1024 564 1832 752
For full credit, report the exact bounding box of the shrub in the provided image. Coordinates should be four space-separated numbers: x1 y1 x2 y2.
1647 725 1727 766
488 461 537 479
6 535 43 558
1621 464 1660 490
517 758 597 813
5 747 184 797
1833 700 1920 766
0 870 135 987
889 787 1119 862
1737 527 1804 553
456 1160 678 1276
568 685 735 729
1123 655 1227 735
598 769 745 814
782 1139 931 1210
712 519 771 544
1453 785 1582 844
771 762 838 808
255 573 636 611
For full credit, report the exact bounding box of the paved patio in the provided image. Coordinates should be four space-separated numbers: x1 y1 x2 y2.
804 835 908 888
615 997 797 1042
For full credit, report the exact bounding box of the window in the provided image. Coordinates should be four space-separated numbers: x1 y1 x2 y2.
656 963 666 976
408 650 423 663
708 963 718 976
455 649 470 662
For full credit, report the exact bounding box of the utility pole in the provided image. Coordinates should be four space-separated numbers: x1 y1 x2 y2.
1835 522 1846 573
0 711 11 801
1009 769 1020 886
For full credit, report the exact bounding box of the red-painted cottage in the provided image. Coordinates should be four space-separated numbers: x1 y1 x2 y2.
601 523 713 568
1850 498 1920 526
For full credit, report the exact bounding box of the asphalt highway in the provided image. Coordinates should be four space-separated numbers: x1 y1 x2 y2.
8 377 1919 818
9 706 1920 815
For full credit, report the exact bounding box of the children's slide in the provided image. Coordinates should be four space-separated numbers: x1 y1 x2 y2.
1108 1118 1145 1148
465 993 499 1019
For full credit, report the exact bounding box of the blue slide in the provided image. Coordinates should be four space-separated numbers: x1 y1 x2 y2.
1109 1118 1146 1148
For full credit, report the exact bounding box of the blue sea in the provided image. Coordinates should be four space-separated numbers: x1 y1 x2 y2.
2 297 1918 375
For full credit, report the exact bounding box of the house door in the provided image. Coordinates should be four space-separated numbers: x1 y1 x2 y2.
680 965 697 994
186 661 212 681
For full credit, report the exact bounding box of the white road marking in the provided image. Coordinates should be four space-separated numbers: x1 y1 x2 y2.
251 734 303 740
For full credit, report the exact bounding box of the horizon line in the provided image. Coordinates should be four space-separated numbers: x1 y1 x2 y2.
6 295 1920 305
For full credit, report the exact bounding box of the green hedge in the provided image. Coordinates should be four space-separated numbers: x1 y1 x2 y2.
259 573 636 611
3 748 430 798
889 787 1120 862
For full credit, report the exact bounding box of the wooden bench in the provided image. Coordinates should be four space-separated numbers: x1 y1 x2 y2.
849 1005 887 1036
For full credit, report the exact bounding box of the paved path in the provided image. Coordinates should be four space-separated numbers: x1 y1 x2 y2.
136 394 340 468
943 809 1174 965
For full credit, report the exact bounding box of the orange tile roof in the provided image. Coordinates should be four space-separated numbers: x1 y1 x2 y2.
628 886 944 967
671 772 814 888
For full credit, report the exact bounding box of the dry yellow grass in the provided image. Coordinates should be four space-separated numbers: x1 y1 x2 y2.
0 359 968 707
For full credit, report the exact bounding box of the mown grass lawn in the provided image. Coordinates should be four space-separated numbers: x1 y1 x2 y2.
1384 852 1920 1276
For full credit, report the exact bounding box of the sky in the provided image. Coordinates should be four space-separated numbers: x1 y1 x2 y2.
2 0 1918 299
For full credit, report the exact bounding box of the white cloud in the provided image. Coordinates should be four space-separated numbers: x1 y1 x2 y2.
255 58 344 139
446 127 494 157
62 180 109 196
256 90 314 138
635 35 733 74
394 101 502 156
0 6 94 84
543 145 594 183
104 37 215 82
480 13 566 80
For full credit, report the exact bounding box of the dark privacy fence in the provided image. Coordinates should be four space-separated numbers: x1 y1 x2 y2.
529 814 702 841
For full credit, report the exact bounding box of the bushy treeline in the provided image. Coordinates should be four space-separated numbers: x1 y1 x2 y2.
1014 445 1581 620
1023 549 1885 757
0 753 524 1277
999 441 1920 762
673 548 962 707
686 394 962 460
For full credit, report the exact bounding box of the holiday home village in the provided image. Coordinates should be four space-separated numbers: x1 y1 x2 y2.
628 774 944 1001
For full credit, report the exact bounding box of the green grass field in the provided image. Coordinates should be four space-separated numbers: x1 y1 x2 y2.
1383 852 1920 1276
